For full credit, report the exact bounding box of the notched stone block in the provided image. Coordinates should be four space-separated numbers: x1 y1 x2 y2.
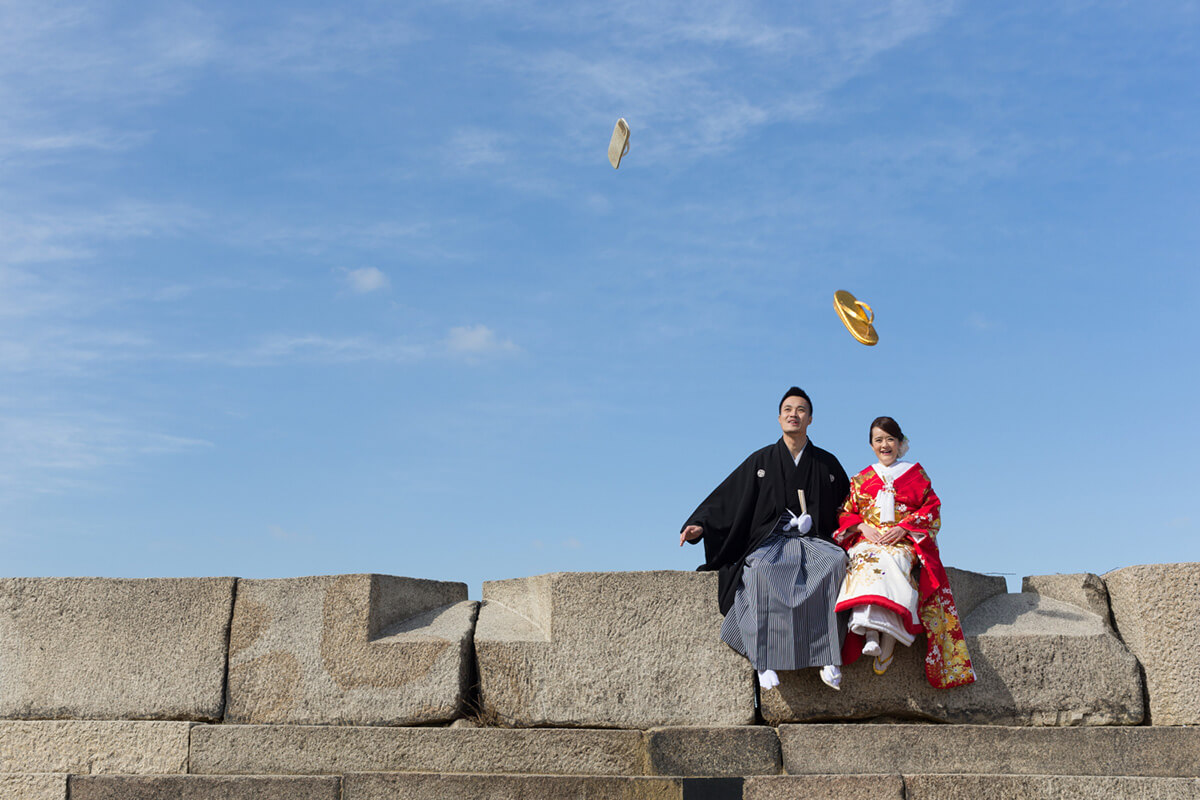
944 568 1007 618
762 583 1144 726
1105 562 1200 725
226 574 476 725
1022 572 1113 626
0 578 234 721
476 571 755 729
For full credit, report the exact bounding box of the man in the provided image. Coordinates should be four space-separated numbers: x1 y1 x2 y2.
680 387 851 690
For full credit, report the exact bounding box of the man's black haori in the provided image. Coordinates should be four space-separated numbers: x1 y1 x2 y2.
683 439 851 615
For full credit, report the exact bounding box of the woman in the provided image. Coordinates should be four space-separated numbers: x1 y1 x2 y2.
833 416 975 688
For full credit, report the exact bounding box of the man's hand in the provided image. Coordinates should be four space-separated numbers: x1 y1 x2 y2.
680 525 703 546
877 526 908 545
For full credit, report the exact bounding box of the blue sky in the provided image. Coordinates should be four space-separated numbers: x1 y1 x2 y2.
2 1 1197 596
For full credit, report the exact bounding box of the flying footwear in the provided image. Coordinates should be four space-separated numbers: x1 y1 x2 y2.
833 289 879 346
608 118 630 168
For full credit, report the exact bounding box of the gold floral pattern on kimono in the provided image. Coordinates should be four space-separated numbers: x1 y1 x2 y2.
919 584 975 688
841 542 918 598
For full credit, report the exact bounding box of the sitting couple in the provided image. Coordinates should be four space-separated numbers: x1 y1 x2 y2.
678 386 975 692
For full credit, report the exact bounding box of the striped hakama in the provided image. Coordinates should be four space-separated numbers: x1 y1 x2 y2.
720 514 848 670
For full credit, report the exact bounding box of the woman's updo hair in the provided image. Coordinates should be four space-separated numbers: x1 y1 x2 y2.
869 416 903 441
869 416 910 459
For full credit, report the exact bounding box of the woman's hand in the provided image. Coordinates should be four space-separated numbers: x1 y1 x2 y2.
877 526 908 545
680 525 703 546
859 524 884 543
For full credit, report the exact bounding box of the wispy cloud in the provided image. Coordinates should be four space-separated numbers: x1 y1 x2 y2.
193 325 520 367
0 409 211 497
221 334 427 366
444 325 520 359
268 524 315 544
344 267 391 293
0 203 204 266
219 11 424 76
967 312 997 332
445 127 510 169
497 0 959 159
0 265 162 375
0 3 215 167
0 3 423 169
222 218 437 257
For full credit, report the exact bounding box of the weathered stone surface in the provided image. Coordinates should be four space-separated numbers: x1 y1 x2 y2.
1022 573 1113 625
778 724 1200 776
1105 562 1200 725
0 721 190 774
905 774 1200 800
944 568 1007 618
744 775 904 800
190 724 645 776
762 592 1143 725
343 773 684 800
476 571 754 728
0 774 66 800
644 727 780 777
225 574 475 726
69 776 340 800
0 578 234 721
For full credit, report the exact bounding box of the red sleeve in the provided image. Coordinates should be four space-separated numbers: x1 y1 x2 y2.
897 466 941 539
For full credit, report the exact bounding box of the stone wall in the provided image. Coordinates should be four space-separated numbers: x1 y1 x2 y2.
0 565 1196 729
1 565 1197 798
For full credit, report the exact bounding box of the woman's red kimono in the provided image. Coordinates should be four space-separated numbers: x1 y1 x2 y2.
836 463 976 689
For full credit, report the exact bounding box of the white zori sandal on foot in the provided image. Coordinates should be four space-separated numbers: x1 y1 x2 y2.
819 665 842 691
608 118 630 168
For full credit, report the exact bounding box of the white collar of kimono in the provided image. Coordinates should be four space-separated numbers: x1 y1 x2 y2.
792 444 806 466
871 461 913 524
872 460 914 483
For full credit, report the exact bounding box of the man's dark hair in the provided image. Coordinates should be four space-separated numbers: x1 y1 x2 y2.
779 386 812 414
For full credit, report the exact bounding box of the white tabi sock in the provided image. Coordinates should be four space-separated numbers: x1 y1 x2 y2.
878 633 897 660
819 664 842 691
861 631 882 657
757 669 780 690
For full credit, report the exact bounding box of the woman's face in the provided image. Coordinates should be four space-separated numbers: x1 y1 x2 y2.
871 427 901 466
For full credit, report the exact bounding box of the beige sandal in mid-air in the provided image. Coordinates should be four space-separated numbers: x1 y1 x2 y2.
608 118 630 169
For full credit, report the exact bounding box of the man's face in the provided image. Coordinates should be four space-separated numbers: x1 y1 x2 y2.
778 396 812 438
